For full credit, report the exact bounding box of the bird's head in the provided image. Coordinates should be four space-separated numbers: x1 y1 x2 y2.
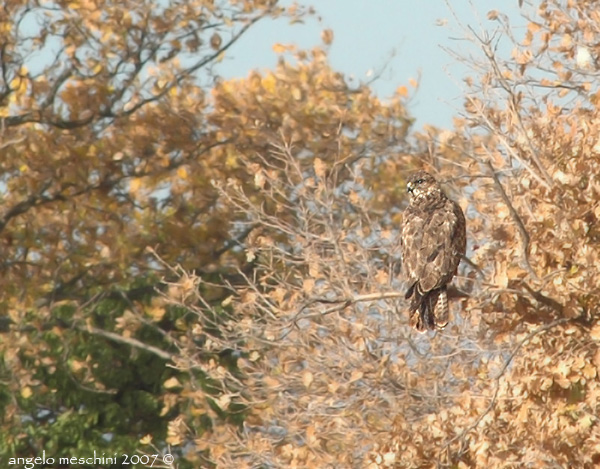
406 171 443 205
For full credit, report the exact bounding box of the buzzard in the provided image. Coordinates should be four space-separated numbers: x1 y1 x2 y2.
400 171 466 332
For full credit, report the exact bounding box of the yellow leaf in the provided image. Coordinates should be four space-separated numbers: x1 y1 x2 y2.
375 269 389 285
166 417 185 445
70 360 85 373
302 370 314 389
321 28 334 45
593 349 600 369
583 363 597 379
306 425 318 445
578 415 593 430
590 323 600 341
397 85 408 97
216 394 231 410
494 265 508 288
487 10 499 20
140 434 153 445
303 278 315 294
272 43 287 53
21 387 32 399
9 76 23 92
328 381 340 393
261 73 277 93
177 166 188 180
146 305 166 321
263 376 280 388
221 295 233 307
241 290 257 304
190 406 206 418
254 170 265 189
225 153 238 168
539 377 552 391
313 157 326 179
122 11 132 27
383 452 396 465
129 177 142 194
164 377 182 389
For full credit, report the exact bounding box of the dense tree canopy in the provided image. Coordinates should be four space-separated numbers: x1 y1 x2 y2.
1 0 600 468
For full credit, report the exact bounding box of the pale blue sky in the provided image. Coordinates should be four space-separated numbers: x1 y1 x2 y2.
216 1 526 129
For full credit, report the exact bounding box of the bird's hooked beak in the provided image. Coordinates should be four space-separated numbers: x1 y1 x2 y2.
407 182 414 193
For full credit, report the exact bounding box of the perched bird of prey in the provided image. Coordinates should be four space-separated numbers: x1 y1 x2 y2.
400 171 466 332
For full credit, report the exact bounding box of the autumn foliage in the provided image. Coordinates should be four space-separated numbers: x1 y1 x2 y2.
1 0 600 468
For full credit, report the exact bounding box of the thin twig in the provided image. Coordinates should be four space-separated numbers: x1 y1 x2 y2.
486 160 537 279
440 317 570 457
474 30 553 187
79 325 174 361
295 291 405 322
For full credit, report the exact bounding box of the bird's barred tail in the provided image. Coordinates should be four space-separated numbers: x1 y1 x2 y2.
433 287 449 330
409 287 448 332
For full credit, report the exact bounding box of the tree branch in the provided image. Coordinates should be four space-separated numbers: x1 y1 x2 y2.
295 291 405 322
440 316 571 457
486 160 537 279
79 325 174 362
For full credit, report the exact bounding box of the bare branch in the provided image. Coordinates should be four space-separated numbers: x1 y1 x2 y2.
440 317 571 456
486 160 537 279
79 325 174 362
296 291 405 320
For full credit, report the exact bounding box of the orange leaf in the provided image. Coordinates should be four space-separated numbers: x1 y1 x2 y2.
397 85 408 97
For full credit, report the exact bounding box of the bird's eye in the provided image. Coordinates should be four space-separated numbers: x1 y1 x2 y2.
415 178 424 184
